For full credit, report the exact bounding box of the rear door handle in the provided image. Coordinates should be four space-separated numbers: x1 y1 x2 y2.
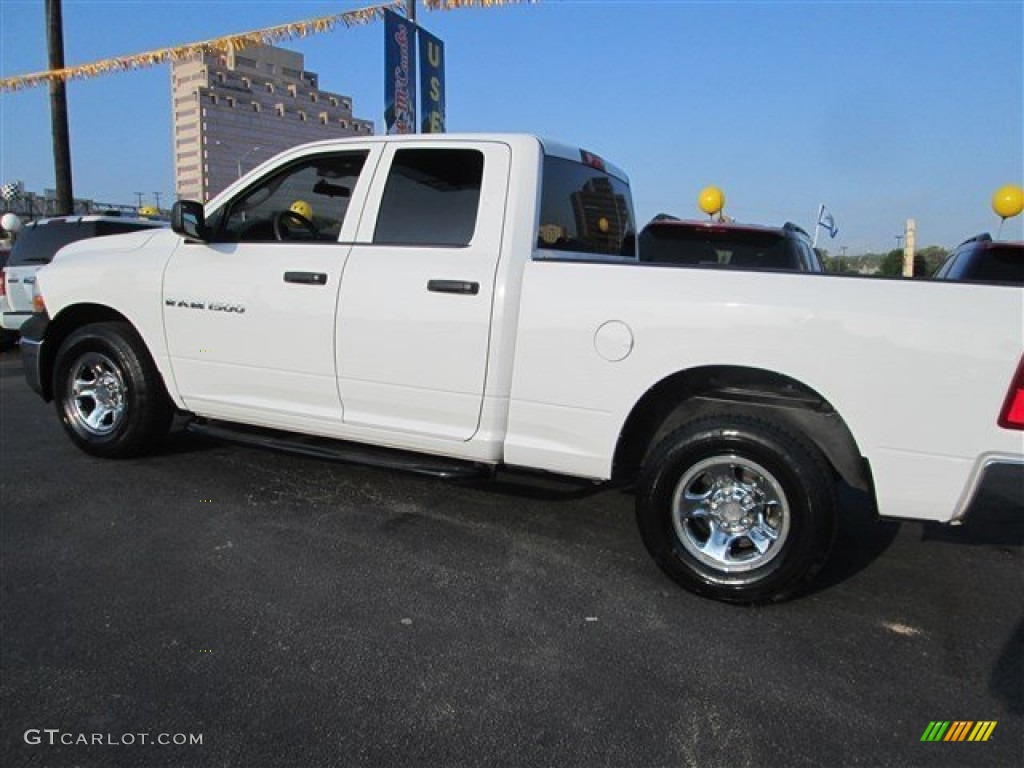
427 279 479 295
284 271 328 286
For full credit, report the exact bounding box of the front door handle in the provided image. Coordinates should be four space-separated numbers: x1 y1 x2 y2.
284 271 328 286
427 279 479 295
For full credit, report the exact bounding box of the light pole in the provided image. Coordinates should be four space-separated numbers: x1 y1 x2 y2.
237 146 261 179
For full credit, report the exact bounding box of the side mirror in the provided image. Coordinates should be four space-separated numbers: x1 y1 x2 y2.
171 200 208 242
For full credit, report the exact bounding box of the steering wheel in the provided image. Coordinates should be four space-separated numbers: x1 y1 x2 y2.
273 210 319 241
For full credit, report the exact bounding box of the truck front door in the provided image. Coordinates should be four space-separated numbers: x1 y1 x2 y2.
337 141 510 441
163 147 378 425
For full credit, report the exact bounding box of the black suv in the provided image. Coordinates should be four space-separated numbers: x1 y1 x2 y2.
933 234 1023 285
638 217 823 272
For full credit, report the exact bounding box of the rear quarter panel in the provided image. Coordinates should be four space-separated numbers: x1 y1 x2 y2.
505 263 1023 522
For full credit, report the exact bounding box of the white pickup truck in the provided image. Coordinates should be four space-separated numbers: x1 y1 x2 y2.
20 134 1024 603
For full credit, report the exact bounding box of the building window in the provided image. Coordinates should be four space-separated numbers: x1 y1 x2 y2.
329 97 338 108
241 77 251 89
283 67 301 79
216 72 225 83
310 93 318 103
287 84 297 98
252 102 261 112
298 110 307 122
275 104 285 117
226 97 236 108
319 112 329 125
340 119 349 129
235 56 257 69
208 94 218 105
266 82 275 93
343 101 351 111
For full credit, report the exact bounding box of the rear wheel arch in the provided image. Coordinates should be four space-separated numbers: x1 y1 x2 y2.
612 366 874 497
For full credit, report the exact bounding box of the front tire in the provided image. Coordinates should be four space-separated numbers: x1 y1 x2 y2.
53 322 173 458
636 412 837 604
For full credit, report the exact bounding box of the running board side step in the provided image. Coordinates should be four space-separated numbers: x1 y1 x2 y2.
185 419 495 480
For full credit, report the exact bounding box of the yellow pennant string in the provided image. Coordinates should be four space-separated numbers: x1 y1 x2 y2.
0 1 403 92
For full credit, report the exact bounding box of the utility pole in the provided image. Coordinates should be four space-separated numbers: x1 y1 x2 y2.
45 0 74 216
902 218 916 278
407 0 416 23
153 192 162 211
134 192 144 209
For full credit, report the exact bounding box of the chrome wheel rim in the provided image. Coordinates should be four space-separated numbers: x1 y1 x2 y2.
671 454 790 573
64 352 128 436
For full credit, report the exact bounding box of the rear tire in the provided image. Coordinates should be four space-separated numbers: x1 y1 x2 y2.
636 412 837 604
53 322 173 458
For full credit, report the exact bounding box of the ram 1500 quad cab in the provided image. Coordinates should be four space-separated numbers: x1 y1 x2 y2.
19 134 1024 603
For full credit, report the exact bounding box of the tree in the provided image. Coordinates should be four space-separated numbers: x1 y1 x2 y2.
878 246 949 277
879 249 904 276
915 245 949 277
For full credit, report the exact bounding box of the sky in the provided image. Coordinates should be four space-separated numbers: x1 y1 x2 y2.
1 0 1022 254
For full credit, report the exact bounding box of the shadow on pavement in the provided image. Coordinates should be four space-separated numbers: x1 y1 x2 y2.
153 421 223 457
920 481 1023 548
990 617 1024 715
806 483 901 595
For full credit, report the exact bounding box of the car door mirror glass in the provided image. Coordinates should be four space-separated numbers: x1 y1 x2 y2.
171 201 208 242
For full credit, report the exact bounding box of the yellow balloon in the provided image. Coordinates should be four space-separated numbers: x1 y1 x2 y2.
992 184 1024 220
698 186 725 216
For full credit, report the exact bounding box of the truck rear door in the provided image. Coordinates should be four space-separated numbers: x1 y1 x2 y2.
336 140 511 441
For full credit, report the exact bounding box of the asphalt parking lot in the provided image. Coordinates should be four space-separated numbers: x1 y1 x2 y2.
1 348 1021 768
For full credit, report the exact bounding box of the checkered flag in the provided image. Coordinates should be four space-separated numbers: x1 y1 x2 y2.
1 181 23 202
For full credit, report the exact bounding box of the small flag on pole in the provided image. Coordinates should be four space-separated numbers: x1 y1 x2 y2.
818 207 838 238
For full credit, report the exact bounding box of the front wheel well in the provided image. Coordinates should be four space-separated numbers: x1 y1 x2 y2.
38 304 133 401
612 366 875 498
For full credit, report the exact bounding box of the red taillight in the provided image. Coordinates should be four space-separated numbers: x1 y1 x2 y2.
0 274 6 298
998 357 1024 430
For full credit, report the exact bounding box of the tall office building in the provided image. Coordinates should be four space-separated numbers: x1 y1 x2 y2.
171 44 374 202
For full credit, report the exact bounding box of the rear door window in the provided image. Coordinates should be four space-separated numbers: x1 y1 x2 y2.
639 226 802 270
971 245 1023 284
372 148 484 246
8 221 157 267
9 223 94 266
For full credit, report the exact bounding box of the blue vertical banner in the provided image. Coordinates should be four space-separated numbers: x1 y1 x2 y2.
418 27 445 133
384 9 416 135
